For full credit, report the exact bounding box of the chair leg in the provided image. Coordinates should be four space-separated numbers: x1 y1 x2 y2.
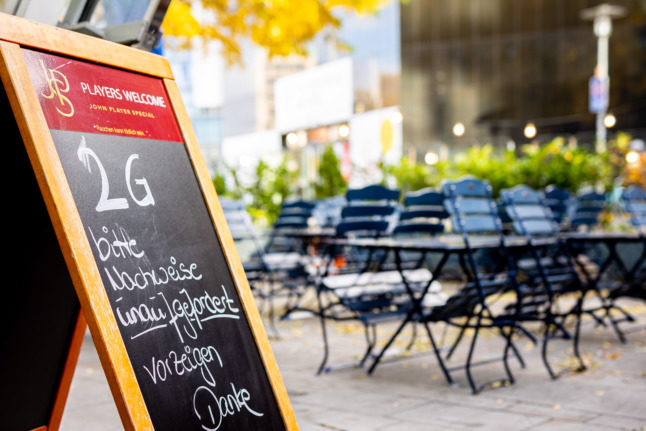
498 326 526 369
405 322 418 352
513 323 537 346
541 320 558 380
421 321 455 386
607 309 628 343
502 325 516 385
358 323 377 368
550 316 572 340
572 294 587 373
613 302 636 322
465 314 482 394
267 281 280 339
446 316 470 360
316 293 331 374
367 316 410 375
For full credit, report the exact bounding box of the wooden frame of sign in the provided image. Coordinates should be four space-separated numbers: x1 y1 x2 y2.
0 13 296 431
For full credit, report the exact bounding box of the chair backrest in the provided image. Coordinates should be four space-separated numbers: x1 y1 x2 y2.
543 185 571 225
313 195 346 227
501 187 581 298
272 199 316 229
219 197 255 241
346 184 400 202
394 188 448 236
500 185 559 237
219 197 268 263
569 190 606 230
442 178 502 235
442 177 518 302
336 184 400 237
622 186 646 230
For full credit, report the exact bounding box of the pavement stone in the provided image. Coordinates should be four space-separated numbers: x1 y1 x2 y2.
60 299 646 430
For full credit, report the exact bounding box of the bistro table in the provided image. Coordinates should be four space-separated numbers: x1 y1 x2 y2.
564 231 645 342
272 226 337 253
564 231 645 284
320 234 554 375
266 227 337 319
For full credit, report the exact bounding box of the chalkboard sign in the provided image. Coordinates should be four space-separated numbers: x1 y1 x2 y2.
0 14 295 431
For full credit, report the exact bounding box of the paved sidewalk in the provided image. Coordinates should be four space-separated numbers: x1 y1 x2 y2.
61 301 646 430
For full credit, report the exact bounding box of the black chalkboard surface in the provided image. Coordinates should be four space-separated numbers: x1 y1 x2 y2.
51 129 286 430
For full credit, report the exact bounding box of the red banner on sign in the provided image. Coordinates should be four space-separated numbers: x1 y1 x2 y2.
22 49 183 142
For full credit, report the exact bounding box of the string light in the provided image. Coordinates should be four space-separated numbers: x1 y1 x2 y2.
603 113 616 128
524 123 537 139
626 150 639 164
424 151 439 165
452 122 465 137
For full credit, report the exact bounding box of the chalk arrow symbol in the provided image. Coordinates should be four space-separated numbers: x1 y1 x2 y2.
77 136 92 173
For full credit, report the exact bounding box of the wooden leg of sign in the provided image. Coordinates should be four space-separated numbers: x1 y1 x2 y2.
48 311 87 431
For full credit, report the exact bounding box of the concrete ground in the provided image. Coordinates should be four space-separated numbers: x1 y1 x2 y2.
60 299 646 431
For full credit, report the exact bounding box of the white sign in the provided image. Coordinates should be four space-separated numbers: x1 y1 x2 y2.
274 57 353 132
349 107 402 187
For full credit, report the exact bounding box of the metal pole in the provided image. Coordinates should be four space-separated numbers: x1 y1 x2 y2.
596 36 608 152
595 16 611 152
582 5 627 153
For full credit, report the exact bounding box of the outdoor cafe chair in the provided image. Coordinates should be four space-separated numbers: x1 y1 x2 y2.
394 188 448 236
390 187 450 309
265 199 321 320
543 185 571 226
622 185 646 233
352 188 456 375
562 187 643 342
417 177 528 394
219 197 311 336
313 195 346 227
317 187 454 379
569 189 606 231
606 186 646 303
265 199 317 253
349 188 452 371
316 184 416 373
500 185 587 378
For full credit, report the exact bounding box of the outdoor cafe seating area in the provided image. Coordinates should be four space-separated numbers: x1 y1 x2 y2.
220 179 646 395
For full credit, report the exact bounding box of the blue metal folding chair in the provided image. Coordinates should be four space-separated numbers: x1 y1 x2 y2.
543 185 571 226
423 177 527 393
622 185 646 233
220 197 311 337
607 186 646 303
569 190 606 231
316 184 406 373
500 185 587 378
266 199 317 253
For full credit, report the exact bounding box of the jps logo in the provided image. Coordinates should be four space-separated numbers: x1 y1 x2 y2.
39 59 74 117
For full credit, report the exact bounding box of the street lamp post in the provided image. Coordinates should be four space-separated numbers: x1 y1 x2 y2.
581 3 626 153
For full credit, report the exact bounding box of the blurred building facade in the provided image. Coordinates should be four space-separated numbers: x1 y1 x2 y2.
275 0 402 189
167 1 403 189
400 0 646 158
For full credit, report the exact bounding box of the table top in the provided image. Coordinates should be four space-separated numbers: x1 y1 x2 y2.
327 234 560 252
274 226 337 238
326 231 644 253
563 231 645 242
